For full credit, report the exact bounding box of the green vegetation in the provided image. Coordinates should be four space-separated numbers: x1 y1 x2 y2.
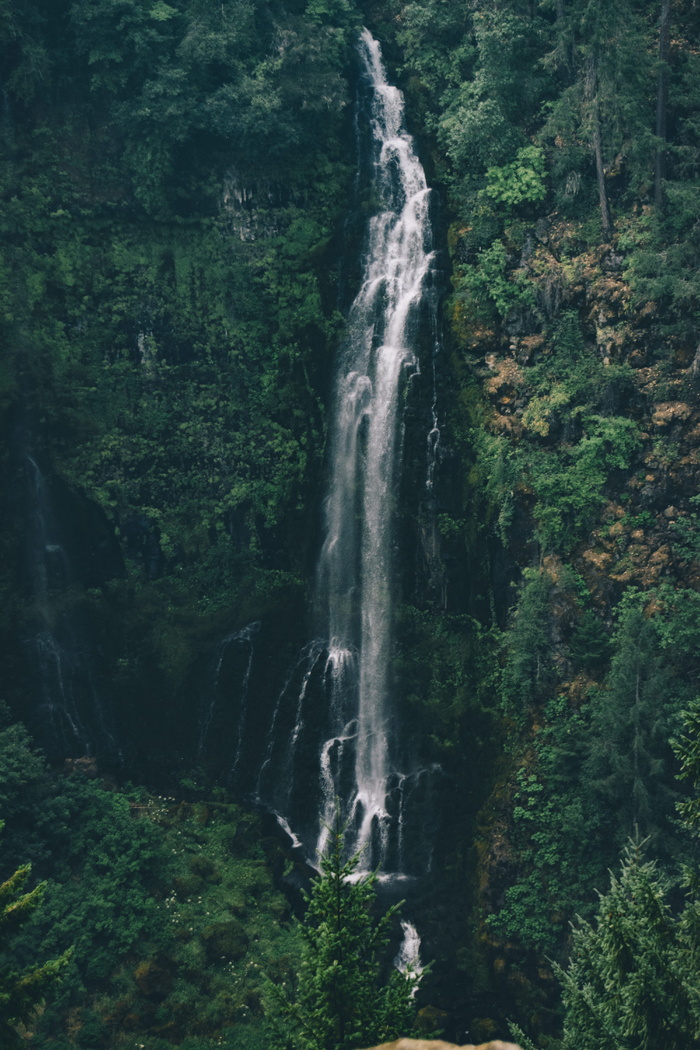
0 831 71 1049
2 0 700 1046
0 709 301 1049
267 819 421 1050
0 0 361 762
513 842 700 1050
553 841 700 1050
514 694 700 1050
487 586 698 957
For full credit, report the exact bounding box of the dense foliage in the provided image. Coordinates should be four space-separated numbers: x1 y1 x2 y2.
0 829 71 1049
553 840 700 1050
513 697 700 1050
0 708 301 1049
0 0 359 767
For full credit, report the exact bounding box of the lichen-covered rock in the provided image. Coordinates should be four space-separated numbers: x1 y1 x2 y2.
652 401 693 427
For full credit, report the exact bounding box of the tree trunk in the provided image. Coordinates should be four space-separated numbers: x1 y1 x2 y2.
654 0 672 210
592 115 612 239
587 54 613 240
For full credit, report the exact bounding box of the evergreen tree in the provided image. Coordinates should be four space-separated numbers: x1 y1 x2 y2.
266 820 421 1050
542 0 654 229
673 697 700 953
501 570 556 717
0 826 72 1049
517 697 700 1050
674 696 700 836
584 606 679 849
555 838 700 1050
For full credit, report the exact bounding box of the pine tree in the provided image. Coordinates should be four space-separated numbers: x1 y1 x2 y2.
542 0 654 234
555 838 700 1050
266 819 421 1050
673 697 700 959
0 825 72 1049
515 700 700 1050
584 606 678 849
674 696 700 836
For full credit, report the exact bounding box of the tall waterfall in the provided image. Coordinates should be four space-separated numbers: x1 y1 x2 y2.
246 29 439 875
313 29 436 870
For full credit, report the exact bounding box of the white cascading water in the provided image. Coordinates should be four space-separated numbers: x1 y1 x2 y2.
394 920 424 994
198 622 260 764
314 28 436 870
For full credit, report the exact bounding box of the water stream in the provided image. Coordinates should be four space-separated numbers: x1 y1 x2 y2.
313 28 436 870
236 29 440 880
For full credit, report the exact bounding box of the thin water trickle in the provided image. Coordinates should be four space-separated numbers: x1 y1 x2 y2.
256 640 325 800
198 622 259 758
24 455 118 759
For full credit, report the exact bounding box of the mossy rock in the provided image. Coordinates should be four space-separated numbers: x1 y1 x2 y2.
416 1004 450 1035
470 1016 500 1043
134 953 177 1001
174 873 204 899
268 894 289 921
201 919 249 961
227 893 247 917
231 815 259 850
189 854 220 882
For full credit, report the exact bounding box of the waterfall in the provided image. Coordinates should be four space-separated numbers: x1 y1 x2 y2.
394 919 424 993
241 29 439 876
23 456 117 759
198 622 260 769
314 28 436 871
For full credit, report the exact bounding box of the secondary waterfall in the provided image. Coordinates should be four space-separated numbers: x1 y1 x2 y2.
314 28 435 869
22 454 118 760
25 456 90 753
395 920 424 992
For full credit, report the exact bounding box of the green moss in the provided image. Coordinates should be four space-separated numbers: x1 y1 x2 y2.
200 920 249 962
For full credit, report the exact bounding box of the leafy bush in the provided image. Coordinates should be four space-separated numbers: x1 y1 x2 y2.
482 146 547 209
456 239 535 320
